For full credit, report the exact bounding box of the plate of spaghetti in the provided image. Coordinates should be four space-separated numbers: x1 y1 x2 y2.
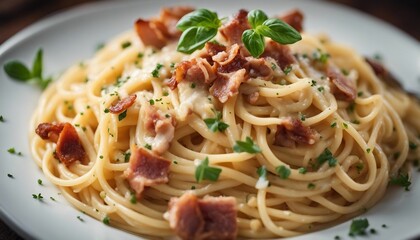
0 0 419 239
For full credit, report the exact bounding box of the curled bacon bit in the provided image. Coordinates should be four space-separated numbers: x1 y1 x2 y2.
143 105 176 155
219 9 250 46
274 118 319 148
36 123 87 166
214 44 248 73
327 65 356 101
365 57 402 89
109 94 137 114
279 9 304 32
36 122 65 143
169 58 217 90
210 69 247 103
124 148 170 199
262 40 296 69
168 192 238 240
135 7 194 48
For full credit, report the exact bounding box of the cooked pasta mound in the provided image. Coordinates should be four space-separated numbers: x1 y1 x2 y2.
30 7 420 239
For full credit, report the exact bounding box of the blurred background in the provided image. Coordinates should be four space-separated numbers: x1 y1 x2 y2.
0 0 419 239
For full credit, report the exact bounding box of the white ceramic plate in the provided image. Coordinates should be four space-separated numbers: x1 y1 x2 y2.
0 1 419 239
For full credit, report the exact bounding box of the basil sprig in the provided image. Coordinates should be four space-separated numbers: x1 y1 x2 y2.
3 49 52 90
242 10 302 58
176 9 222 53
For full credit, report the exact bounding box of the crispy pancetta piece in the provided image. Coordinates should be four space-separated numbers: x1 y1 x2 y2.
125 148 171 199
261 40 296 69
170 58 217 89
279 9 304 32
36 122 87 166
143 105 176 155
219 9 250 46
274 118 319 148
327 65 357 101
365 57 402 89
109 94 137 114
168 192 237 240
210 69 247 103
135 7 194 48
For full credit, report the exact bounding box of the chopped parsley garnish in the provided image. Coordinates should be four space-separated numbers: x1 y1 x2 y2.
307 183 315 189
256 166 268 188
7 173 13 178
151 63 163 78
356 163 364 174
37 179 43 185
312 48 330 64
102 216 110 225
347 102 355 112
409 141 418 150
275 165 291 179
389 172 411 191
233 137 261 153
203 111 229 132
0 115 4 122
104 108 110 113
195 157 222 183
299 113 306 121
357 91 364 97
32 193 43 200
382 224 387 228
118 110 127 121
77 216 84 222
370 228 377 234
283 66 292 75
144 143 152 150
341 69 349 76
7 148 22 155
315 148 337 168
349 218 369 236
149 99 155 105
342 122 348 129
317 86 324 92
3 48 52 90
298 167 307 174
124 151 131 163
130 193 137 204
366 148 371 154
330 122 337 128
96 42 105 51
50 197 56 201
311 80 317 86
121 41 132 49
190 82 196 88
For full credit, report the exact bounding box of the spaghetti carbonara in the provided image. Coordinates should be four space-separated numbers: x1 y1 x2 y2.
30 7 420 239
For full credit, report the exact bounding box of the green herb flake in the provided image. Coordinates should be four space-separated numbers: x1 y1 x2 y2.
233 137 261 153
283 66 292 75
0 115 4 122
130 193 137 204
370 228 377 234
409 141 418 150
124 151 131 163
334 236 341 240
311 80 317 86
317 86 324 92
118 110 127 121
149 99 155 105
77 216 84 222
312 48 330 64
330 122 337 128
366 148 371 154
102 216 110 225
191 185 196 190
144 144 152 150
307 183 315 189
104 108 110 113
341 69 349 76
151 63 163 78
382 224 387 228
204 111 229 132
257 165 267 179
50 197 56 201
347 102 356 112
342 122 348 129
7 173 13 178
316 148 337 168
195 157 222 183
349 218 369 236
356 163 364 174
389 172 411 191
298 167 307 174
190 83 196 88
275 165 291 179
7 148 16 154
357 91 364 97
37 179 43 185
121 41 132 49
32 193 43 200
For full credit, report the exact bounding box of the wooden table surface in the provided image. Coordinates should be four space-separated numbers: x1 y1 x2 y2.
0 0 418 239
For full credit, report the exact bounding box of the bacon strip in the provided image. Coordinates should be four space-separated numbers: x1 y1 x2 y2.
219 9 250 46
109 94 137 114
168 192 237 240
327 65 357 101
279 9 304 32
365 57 402 89
143 105 176 155
170 58 217 90
36 122 87 166
262 40 296 69
210 69 247 103
125 148 170 199
135 7 194 48
274 118 318 148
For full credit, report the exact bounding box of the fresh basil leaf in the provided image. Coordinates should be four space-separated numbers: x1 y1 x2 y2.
257 18 302 44
177 27 218 54
247 9 268 29
32 49 43 79
3 61 32 81
233 136 262 153
177 9 221 31
242 29 265 58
